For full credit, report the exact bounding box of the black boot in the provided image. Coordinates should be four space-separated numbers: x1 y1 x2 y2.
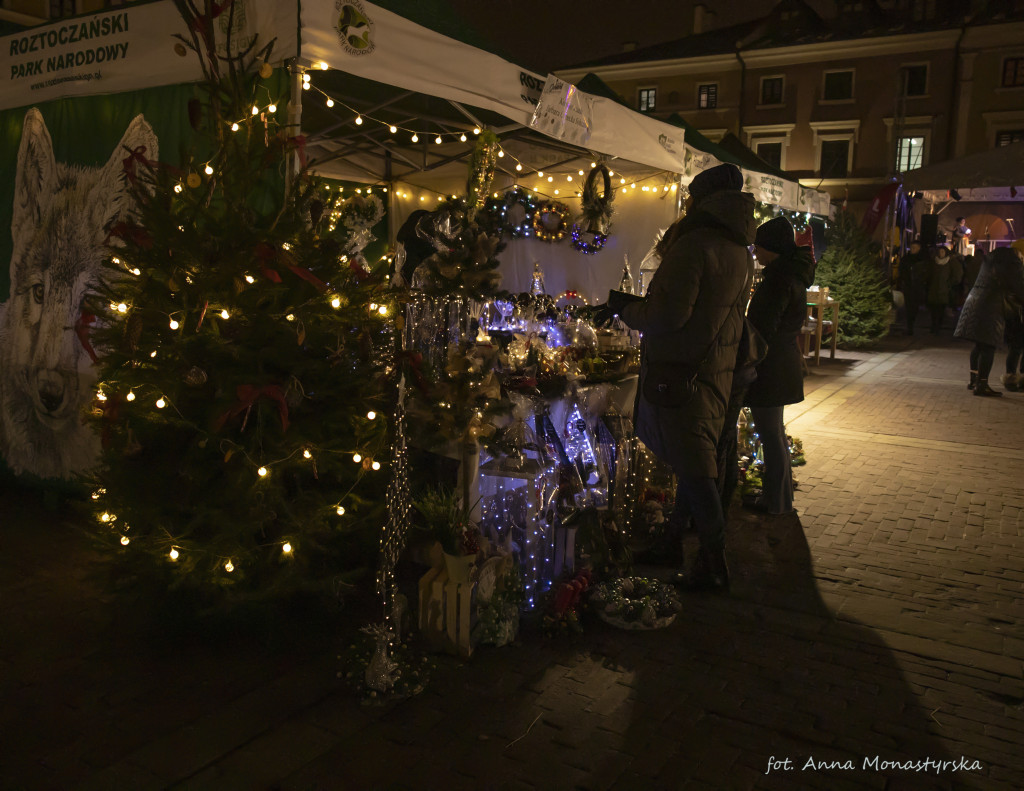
974 379 1002 397
673 545 729 592
968 371 978 390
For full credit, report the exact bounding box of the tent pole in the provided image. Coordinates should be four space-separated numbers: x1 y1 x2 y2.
286 62 304 194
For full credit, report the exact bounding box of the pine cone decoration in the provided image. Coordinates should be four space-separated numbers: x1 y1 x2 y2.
183 366 208 387
124 312 143 352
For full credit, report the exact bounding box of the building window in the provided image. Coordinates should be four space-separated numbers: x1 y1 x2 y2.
50 0 75 17
820 139 850 177
901 64 928 96
757 142 783 169
638 88 656 113
823 70 854 101
698 84 718 109
760 76 784 105
1002 57 1024 88
896 136 925 171
996 129 1024 146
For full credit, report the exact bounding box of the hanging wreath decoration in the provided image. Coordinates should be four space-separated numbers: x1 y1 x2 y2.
570 225 608 254
572 164 615 254
532 200 571 242
484 187 539 239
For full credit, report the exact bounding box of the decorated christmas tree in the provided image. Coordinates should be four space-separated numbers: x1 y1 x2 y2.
84 2 394 609
814 208 891 347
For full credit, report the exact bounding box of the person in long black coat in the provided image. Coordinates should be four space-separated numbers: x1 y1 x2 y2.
898 240 930 335
744 216 816 515
954 247 1024 396
605 163 755 591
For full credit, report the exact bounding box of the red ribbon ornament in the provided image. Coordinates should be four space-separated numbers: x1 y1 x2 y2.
215 384 290 433
75 310 98 364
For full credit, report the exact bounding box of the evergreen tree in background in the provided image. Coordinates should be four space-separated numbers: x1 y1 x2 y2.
84 1 394 610
815 209 891 347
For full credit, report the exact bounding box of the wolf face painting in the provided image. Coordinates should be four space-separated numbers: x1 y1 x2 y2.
0 108 157 479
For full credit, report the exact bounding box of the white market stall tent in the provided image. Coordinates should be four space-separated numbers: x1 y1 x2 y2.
0 0 831 308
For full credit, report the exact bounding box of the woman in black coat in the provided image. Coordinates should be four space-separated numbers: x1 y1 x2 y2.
898 240 930 335
954 247 1024 396
744 217 816 515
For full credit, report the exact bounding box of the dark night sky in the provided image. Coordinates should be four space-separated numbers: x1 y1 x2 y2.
442 0 834 73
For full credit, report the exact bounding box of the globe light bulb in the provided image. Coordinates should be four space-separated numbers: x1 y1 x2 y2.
460 133 467 142
366 411 376 420
126 391 135 402
326 98 334 108
352 453 362 463
204 165 213 175
336 506 345 516
220 309 229 319
331 297 341 308
169 319 179 330
371 461 381 470
174 184 183 193
120 536 130 546
169 548 179 560
377 305 387 315
268 104 277 113
251 105 259 115
225 560 234 572
473 127 481 134
245 275 255 283
355 115 363 125
156 397 166 408
389 125 397 133
303 449 312 459
231 122 239 132
411 133 418 143
117 303 127 313
282 542 293 554
257 466 268 477
435 135 442 145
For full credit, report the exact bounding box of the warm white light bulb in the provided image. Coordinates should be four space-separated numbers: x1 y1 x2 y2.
319 61 328 70
355 115 363 125
303 449 312 459
282 542 293 554
302 73 311 83
608 170 614 176
286 314 295 321
377 305 387 315
132 268 141 276
150 351 157 358
369 302 378 311
497 150 504 157
352 453 362 463
567 175 573 181
473 127 481 134
538 171 544 177
331 297 341 308
336 506 345 516
547 176 553 182
245 275 255 283
460 133 467 142
169 319 179 330
268 103 277 113
156 397 166 408
389 125 397 133
257 466 268 477
169 548 179 560
126 391 136 402
515 163 522 171
326 98 334 107
590 161 597 168
411 133 418 143
251 105 259 115
120 535 130 546
225 560 234 572
371 461 381 470
366 411 376 420
231 122 239 132
100 512 112 522
302 82 310 91
435 135 442 144
220 309 229 319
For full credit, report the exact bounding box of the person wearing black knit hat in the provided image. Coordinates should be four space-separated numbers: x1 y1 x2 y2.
594 162 755 591
743 216 816 516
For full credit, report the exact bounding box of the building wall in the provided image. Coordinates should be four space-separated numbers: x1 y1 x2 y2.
561 20 1023 208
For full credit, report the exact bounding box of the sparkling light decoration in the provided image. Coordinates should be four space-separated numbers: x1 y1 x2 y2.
377 374 413 638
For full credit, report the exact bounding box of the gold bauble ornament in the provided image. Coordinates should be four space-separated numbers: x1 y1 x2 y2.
259 62 273 79
187 173 201 189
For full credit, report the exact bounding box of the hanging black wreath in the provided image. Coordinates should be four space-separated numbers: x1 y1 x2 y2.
580 164 615 234
484 187 539 238
532 200 571 242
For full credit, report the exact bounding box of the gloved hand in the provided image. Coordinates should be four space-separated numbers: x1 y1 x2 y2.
607 289 643 316
592 303 614 326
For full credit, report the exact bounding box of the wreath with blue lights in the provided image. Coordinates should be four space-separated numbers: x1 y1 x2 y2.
484 187 539 239
572 164 615 254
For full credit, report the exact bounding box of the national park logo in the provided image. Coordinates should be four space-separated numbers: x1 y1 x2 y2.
335 0 375 56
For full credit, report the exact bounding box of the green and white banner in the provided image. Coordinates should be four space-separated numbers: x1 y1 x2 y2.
0 0 297 112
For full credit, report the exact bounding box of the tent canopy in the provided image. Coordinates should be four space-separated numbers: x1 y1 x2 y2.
904 142 1024 201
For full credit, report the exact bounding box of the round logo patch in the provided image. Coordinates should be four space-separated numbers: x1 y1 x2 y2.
335 0 375 56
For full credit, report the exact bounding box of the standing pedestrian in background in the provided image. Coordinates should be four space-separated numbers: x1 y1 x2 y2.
743 216 816 516
955 247 1024 396
927 242 963 333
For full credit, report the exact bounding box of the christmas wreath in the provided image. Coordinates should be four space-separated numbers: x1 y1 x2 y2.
570 224 608 254
579 164 615 234
590 576 681 630
532 200 571 242
485 187 539 238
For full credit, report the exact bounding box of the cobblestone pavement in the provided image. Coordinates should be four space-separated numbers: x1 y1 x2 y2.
2 332 1022 791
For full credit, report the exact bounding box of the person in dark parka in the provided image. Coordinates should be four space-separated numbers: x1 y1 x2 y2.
898 240 930 335
744 216 816 515
954 247 1024 396
607 163 755 591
